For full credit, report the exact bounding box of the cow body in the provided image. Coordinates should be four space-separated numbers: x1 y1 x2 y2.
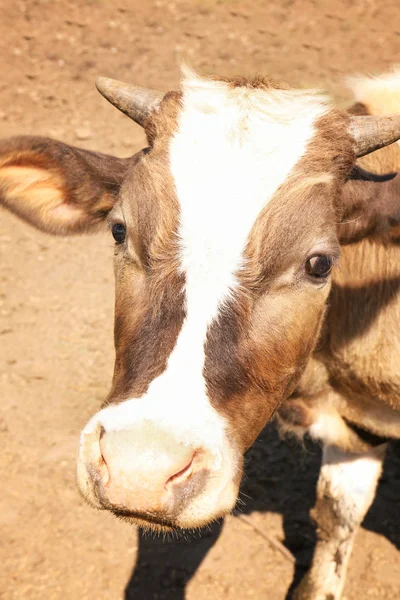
280 225 400 444
278 238 400 598
278 80 400 598
328 147 400 426
1 68 400 599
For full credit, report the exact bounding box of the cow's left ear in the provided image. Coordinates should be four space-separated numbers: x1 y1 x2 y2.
0 136 129 235
338 166 400 244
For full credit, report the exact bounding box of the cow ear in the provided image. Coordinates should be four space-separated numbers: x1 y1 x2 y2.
338 167 400 244
0 136 129 235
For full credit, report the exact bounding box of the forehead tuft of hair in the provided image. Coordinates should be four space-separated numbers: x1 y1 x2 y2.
146 67 334 149
178 66 331 129
180 64 290 91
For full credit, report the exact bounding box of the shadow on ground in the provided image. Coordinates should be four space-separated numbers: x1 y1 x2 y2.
125 423 400 600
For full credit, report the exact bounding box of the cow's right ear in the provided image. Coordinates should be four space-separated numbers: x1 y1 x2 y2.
0 136 130 235
338 166 400 244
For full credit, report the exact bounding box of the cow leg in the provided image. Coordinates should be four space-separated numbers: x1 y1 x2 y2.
293 442 387 600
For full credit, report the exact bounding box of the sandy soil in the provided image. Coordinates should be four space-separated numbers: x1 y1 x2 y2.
1 1 400 598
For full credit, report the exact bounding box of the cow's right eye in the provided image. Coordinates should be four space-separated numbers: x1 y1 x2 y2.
112 223 126 244
305 254 333 279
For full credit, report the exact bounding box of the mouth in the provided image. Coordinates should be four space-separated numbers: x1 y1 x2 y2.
111 507 179 531
110 505 234 533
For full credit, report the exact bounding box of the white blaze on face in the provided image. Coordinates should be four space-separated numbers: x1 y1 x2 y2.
82 72 330 487
167 70 329 390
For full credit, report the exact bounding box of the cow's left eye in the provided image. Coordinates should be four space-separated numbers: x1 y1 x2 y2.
112 223 126 244
305 254 333 279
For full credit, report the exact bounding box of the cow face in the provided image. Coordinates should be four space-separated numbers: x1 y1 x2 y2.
1 71 399 531
77 74 353 530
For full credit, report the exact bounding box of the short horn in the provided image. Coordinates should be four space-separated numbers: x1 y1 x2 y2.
349 115 400 158
95 77 164 126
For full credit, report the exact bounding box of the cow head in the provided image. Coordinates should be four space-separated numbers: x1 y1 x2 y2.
2 70 400 530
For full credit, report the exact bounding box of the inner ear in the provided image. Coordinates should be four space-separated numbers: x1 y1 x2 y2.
0 155 110 234
0 160 84 227
0 137 129 235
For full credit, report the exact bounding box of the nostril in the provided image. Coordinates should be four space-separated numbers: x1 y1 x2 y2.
165 452 197 488
98 427 111 486
98 452 109 481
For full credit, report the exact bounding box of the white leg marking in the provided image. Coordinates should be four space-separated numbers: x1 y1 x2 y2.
294 443 386 600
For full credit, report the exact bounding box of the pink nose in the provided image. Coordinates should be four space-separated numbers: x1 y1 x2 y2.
96 426 198 514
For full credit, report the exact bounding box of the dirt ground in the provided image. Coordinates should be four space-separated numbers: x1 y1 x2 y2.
1 1 400 598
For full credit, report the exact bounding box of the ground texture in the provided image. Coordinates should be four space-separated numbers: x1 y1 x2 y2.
1 1 400 598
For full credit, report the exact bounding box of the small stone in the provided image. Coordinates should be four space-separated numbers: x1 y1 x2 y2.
75 127 92 141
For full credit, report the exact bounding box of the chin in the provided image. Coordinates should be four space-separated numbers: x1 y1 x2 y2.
112 480 240 533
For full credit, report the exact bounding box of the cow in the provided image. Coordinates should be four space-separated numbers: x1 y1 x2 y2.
1 67 400 600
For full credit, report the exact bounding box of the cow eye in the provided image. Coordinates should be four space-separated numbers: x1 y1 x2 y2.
305 254 333 279
112 223 126 244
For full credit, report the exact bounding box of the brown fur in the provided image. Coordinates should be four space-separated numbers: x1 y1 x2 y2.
338 169 400 244
105 92 187 404
321 139 400 426
218 74 291 91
